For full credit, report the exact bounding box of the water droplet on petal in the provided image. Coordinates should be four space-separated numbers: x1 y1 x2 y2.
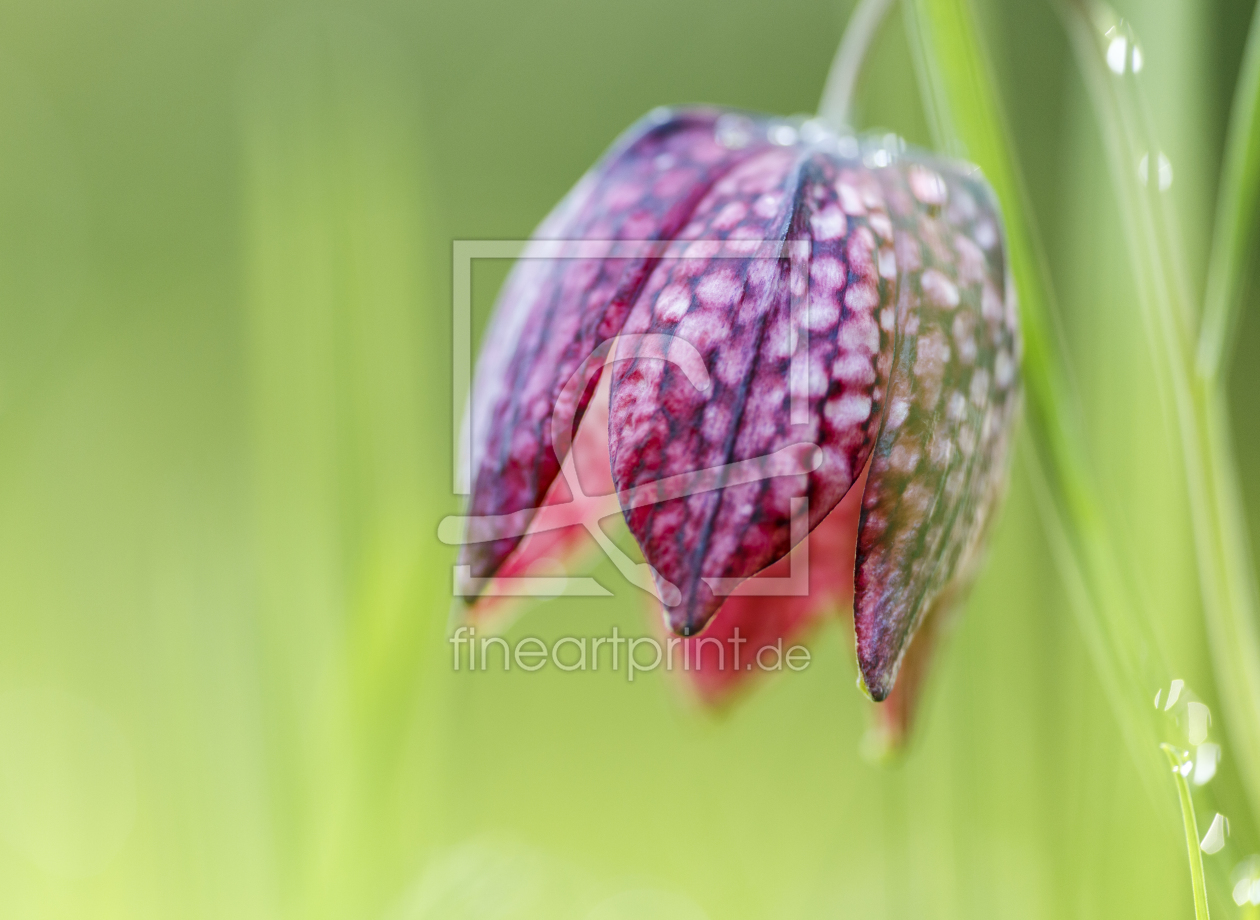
799 118 829 144
715 114 756 150
1131 44 1144 72
865 148 891 169
769 124 798 146
1201 812 1228 854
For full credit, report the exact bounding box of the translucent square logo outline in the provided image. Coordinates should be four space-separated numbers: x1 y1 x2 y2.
442 238 823 607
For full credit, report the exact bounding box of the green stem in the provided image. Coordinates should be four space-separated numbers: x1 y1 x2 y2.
1061 0 1260 826
1161 744 1212 920
817 0 897 126
901 0 1170 802
1198 0 1260 381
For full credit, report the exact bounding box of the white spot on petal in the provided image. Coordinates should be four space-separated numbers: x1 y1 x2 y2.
753 191 785 219
824 393 872 433
886 398 910 430
810 204 847 241
921 269 960 310
878 247 896 279
654 283 692 323
908 165 948 206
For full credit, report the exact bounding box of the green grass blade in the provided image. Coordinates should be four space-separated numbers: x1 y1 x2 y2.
900 0 1170 801
1199 1 1260 381
1060 0 1260 828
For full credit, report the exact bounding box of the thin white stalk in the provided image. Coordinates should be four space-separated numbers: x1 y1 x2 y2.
817 0 898 127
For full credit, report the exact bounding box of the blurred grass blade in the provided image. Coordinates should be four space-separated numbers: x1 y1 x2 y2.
241 15 444 916
900 0 1169 798
1199 1 1260 381
1161 744 1212 920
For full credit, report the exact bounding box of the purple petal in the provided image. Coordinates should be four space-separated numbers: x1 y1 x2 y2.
608 149 897 634
854 158 1021 701
461 106 1021 709
460 109 775 584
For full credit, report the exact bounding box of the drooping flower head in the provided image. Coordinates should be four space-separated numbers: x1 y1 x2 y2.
452 107 1020 731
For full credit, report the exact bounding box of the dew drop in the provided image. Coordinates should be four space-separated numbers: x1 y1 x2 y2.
1139 152 1173 190
769 124 798 146
1235 878 1252 907
860 133 903 169
1106 35 1128 74
1235 858 1260 905
1188 701 1211 745
1193 742 1221 786
799 118 829 144
1158 153 1173 190
865 148 891 169
1102 20 1144 75
715 114 755 150
1201 812 1228 855
1164 678 1184 710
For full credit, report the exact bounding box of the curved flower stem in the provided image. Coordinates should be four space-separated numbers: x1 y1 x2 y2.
1161 744 1212 920
817 0 897 127
1198 1 1260 381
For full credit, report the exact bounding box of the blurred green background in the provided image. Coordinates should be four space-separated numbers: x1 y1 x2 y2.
0 0 1256 917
